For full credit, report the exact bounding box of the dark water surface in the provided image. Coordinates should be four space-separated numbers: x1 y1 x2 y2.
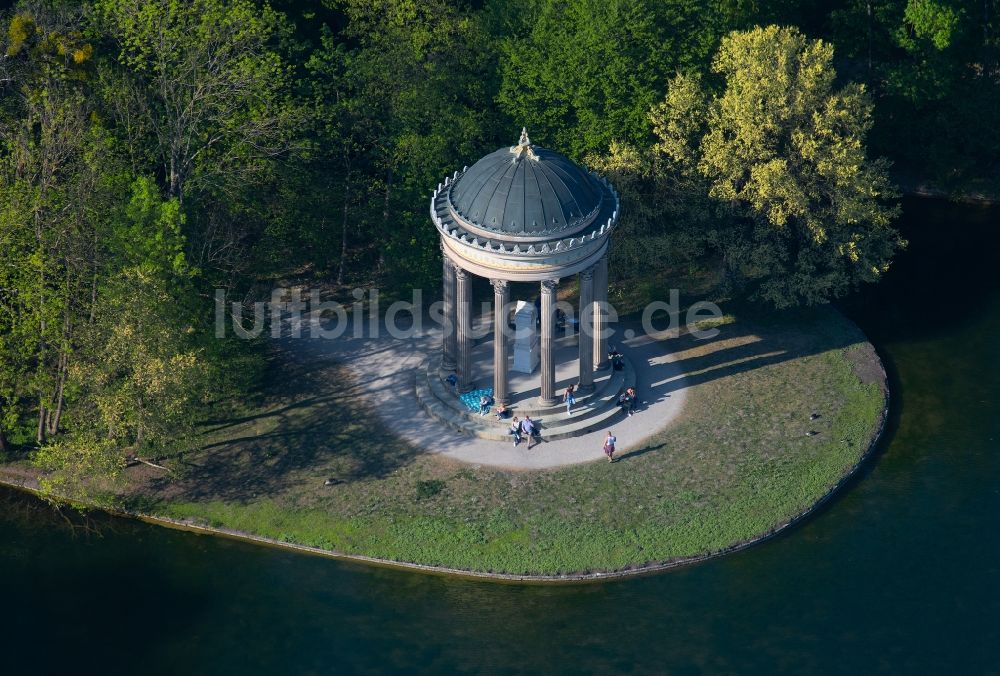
2 198 998 675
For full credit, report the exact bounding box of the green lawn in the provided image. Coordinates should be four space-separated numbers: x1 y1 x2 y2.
133 303 885 576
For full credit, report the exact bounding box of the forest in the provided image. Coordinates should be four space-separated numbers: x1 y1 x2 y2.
0 0 996 493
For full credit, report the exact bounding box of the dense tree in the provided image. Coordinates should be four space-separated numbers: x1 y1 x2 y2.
0 4 102 448
585 81 719 279
95 0 296 205
661 26 904 306
0 4 221 499
304 0 502 287
95 0 301 284
830 0 1000 187
497 0 717 159
76 177 208 454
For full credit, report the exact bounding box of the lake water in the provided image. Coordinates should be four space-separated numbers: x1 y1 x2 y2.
2 198 998 675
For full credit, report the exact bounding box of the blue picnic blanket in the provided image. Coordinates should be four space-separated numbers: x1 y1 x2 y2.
459 388 494 412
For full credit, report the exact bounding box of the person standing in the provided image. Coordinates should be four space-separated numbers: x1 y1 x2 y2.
603 430 617 463
564 384 576 415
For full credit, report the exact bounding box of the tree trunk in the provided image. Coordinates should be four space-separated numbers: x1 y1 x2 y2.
49 384 64 436
169 153 179 199
36 400 46 445
48 353 67 436
49 301 71 436
378 168 393 273
169 146 184 208
37 261 47 446
88 270 98 324
0 398 8 452
337 174 352 286
867 2 873 74
985 0 990 46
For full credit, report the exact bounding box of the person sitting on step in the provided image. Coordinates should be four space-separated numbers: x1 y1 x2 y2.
618 390 633 416
520 416 539 449
608 345 625 371
509 416 522 446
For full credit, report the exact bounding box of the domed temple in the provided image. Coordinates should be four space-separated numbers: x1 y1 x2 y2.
430 129 620 415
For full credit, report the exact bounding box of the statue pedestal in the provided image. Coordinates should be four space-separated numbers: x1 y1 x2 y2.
511 301 538 374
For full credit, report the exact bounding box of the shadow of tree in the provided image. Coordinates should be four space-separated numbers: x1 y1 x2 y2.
144 347 422 503
623 303 867 413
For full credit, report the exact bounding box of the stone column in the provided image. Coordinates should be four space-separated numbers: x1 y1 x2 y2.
441 254 457 372
455 266 474 393
577 266 595 393
491 279 510 406
539 279 559 407
593 252 610 371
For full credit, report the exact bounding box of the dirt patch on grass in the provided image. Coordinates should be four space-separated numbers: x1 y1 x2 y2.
845 341 887 390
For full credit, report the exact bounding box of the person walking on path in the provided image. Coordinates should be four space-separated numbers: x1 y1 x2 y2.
509 416 522 446
564 384 576 415
521 416 537 449
603 430 617 462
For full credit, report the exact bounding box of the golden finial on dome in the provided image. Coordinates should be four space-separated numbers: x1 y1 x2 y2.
511 127 538 161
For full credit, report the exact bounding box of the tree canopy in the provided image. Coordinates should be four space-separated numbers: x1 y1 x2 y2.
497 0 717 159
591 26 904 307
698 26 903 306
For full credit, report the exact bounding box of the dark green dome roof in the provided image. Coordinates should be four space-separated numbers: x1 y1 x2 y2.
448 132 603 237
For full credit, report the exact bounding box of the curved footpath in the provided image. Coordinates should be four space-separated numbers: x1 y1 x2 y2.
288 313 689 469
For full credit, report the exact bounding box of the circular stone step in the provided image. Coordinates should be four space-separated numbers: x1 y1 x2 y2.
425 356 627 421
414 354 636 441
